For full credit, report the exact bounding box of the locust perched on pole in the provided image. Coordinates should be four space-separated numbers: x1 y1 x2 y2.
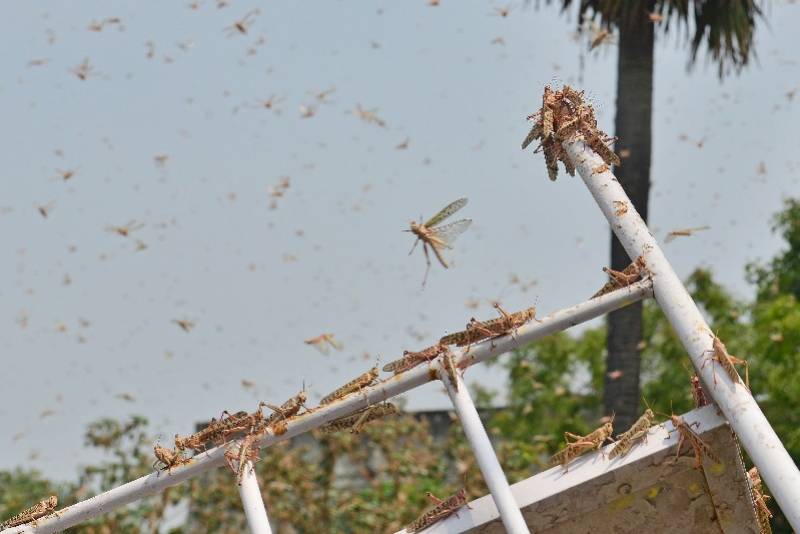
383 343 447 374
663 410 719 470
701 332 750 390
690 374 709 408
264 388 307 427
591 256 647 299
439 303 538 347
153 443 191 474
319 403 397 434
439 348 461 393
550 417 614 471
748 467 773 534
224 432 263 485
609 402 655 459
174 410 249 452
319 366 379 405
406 488 470 533
0 496 59 529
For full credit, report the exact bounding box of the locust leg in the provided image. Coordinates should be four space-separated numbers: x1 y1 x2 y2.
700 351 719 386
728 355 750 390
408 237 420 256
351 405 377 434
425 492 445 506
564 431 585 444
467 318 495 338
430 242 450 270
493 304 512 321
421 243 432 286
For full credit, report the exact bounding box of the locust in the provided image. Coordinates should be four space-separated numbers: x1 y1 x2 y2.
224 9 260 36
383 343 447 375
153 443 191 474
591 256 647 299
439 348 461 392
264 389 308 427
219 402 269 439
609 404 655 459
224 432 263 485
304 333 343 355
0 496 59 529
550 418 614 470
319 403 397 434
664 225 710 243
174 410 249 452
748 467 773 534
701 333 750 390
320 366 379 405
439 304 538 347
664 412 719 470
467 303 539 339
406 198 472 286
690 374 709 408
406 488 470 533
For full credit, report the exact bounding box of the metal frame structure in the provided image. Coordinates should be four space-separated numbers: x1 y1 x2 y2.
5 134 799 534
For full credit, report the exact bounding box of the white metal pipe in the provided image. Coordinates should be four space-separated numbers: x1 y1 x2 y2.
440 367 529 534
237 461 273 534
4 281 651 534
565 138 800 529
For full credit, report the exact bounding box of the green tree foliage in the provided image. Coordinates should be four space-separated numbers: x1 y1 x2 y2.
3 199 799 532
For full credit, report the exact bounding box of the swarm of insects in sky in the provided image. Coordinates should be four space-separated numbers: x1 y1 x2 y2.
521 85 619 181
407 197 472 286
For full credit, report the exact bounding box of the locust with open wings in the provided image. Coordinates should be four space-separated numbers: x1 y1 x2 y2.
407 198 472 286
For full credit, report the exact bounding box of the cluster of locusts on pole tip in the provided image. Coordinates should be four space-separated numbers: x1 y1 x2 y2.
520 84 620 182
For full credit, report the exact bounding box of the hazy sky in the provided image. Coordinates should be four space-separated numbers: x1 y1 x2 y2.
1 1 798 481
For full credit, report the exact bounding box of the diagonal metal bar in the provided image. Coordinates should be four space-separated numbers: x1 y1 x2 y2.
437 366 528 533
564 137 800 529
4 280 651 534
237 461 273 534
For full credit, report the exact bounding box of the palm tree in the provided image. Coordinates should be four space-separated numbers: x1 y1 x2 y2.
557 1 763 431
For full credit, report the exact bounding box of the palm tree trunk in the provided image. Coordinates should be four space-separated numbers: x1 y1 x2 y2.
604 12 654 433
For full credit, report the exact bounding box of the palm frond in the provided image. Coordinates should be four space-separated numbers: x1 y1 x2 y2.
549 0 763 78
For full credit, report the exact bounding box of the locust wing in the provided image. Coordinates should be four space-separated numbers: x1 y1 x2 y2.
424 198 468 228
429 219 472 249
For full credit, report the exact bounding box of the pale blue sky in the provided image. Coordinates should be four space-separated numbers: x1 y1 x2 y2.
1 1 798 481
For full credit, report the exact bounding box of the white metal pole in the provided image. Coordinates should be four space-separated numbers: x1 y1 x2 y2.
2 282 650 534
440 367 529 534
564 138 800 529
237 461 273 534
